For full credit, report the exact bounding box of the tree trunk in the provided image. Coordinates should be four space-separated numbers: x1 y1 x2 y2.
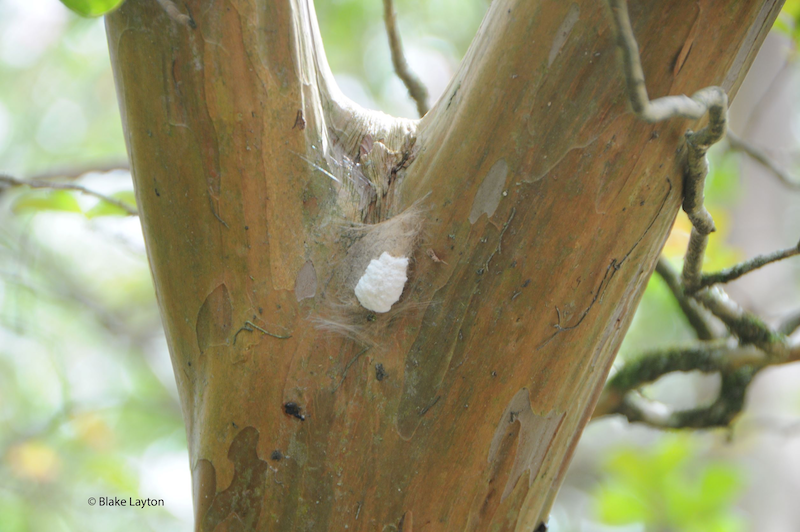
105 0 781 530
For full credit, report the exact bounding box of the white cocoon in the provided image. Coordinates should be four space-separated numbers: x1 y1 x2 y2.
354 252 409 313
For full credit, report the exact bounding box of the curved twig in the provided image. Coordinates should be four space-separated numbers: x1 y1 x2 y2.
608 0 727 123
0 174 138 216
654 257 719 341
700 242 800 289
602 0 800 431
727 131 800 189
594 338 800 428
383 0 429 117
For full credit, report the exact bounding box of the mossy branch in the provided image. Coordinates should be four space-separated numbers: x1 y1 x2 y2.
602 0 799 430
594 339 800 428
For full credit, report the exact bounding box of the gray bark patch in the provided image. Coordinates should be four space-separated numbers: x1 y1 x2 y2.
487 389 564 501
294 260 317 301
196 283 232 354
469 159 508 224
548 3 580 67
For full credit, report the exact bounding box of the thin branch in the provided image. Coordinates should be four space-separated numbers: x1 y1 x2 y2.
608 0 727 123
0 174 138 216
654 257 719 340
601 0 798 431
695 287 788 358
699 242 800 289
383 0 429 117
606 342 741 393
593 340 799 429
727 131 800 189
155 0 196 28
28 161 130 181
333 347 370 391
608 0 726 293
680 98 727 292
232 320 292 345
593 341 761 428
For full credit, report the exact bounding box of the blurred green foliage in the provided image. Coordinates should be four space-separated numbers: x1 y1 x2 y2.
596 437 745 532
774 0 800 45
59 0 124 17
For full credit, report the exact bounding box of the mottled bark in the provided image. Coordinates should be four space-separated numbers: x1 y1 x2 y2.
106 0 781 530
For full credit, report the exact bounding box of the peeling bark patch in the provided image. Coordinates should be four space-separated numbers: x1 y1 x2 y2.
487 389 564 501
399 510 413 531
294 260 317 301
193 459 216 527
200 427 268 532
548 4 580 67
468 159 508 224
293 109 306 130
196 284 232 354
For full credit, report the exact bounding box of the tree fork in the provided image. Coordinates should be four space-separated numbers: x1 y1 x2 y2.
105 0 782 530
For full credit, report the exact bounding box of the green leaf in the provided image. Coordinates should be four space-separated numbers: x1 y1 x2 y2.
596 485 652 525
782 0 800 19
0 493 29 532
699 464 742 509
83 455 138 493
12 190 82 214
59 0 126 17
84 191 137 218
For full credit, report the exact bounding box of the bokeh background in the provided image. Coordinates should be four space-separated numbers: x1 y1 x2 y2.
1 0 799 530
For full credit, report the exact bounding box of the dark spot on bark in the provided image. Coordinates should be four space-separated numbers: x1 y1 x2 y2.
284 402 305 421
155 188 160 196
244 225 249 230
231 422 238 429
534 522 548 532
270 450 283 461
523 279 531 287
375 363 388 381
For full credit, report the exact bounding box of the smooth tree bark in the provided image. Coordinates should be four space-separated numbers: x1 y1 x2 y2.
105 0 782 530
